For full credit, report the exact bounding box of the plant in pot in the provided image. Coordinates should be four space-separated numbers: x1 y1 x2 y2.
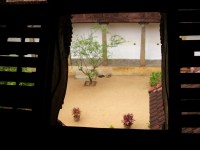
122 113 135 129
149 72 162 91
72 107 81 121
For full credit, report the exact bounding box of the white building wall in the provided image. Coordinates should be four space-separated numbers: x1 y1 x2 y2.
145 23 161 59
107 23 141 59
71 23 161 60
71 23 101 58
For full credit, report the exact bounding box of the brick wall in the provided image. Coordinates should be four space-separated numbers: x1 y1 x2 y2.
72 12 160 23
149 86 165 130
149 86 200 132
149 73 200 133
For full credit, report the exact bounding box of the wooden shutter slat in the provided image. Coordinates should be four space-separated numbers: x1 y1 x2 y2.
181 115 200 127
0 57 38 67
1 28 42 38
179 58 200 67
178 10 200 22
180 88 200 99
180 73 200 84
0 72 37 82
178 23 200 36
0 42 40 55
181 100 200 112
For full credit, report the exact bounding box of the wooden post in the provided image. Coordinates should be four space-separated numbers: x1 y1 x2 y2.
166 10 181 133
101 23 108 66
139 23 147 67
29 38 37 58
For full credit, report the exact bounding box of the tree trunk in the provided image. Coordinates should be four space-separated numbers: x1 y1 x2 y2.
88 76 93 84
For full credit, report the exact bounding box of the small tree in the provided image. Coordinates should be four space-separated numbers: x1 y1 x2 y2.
71 27 125 85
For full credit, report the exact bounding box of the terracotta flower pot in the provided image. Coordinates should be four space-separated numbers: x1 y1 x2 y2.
124 124 132 129
73 115 80 121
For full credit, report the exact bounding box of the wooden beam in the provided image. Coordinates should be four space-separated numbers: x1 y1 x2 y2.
71 13 160 23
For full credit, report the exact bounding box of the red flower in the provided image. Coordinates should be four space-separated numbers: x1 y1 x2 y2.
122 113 135 126
72 107 81 117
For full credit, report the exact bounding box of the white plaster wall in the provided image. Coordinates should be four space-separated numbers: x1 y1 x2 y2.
108 23 141 59
71 23 161 60
145 23 161 59
71 23 102 58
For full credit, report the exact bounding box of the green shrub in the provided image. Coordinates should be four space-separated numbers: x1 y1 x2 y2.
149 72 161 86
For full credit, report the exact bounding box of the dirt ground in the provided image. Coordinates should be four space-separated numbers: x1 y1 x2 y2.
58 75 150 129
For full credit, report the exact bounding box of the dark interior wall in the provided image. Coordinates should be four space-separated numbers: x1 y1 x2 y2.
1 1 200 144
0 0 171 128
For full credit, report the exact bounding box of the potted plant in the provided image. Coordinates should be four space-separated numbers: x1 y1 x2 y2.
149 72 162 92
122 113 135 129
72 107 81 121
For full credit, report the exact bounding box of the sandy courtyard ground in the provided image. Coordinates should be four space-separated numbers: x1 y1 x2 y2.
59 75 150 129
